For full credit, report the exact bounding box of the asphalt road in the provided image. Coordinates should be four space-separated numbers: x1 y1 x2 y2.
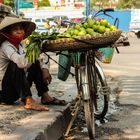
65 36 140 140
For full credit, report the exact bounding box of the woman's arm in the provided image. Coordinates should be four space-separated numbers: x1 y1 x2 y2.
1 42 31 68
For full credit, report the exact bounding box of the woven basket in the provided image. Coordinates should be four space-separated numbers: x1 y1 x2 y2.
43 30 122 52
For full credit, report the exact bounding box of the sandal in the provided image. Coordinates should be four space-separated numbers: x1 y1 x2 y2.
41 97 67 106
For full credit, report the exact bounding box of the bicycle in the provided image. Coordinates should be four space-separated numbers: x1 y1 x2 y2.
42 8 126 140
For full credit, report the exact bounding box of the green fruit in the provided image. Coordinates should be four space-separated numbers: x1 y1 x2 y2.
93 25 99 32
83 22 88 28
69 29 75 35
110 25 117 31
105 28 111 32
73 29 79 35
78 31 86 36
66 30 71 34
106 22 111 28
65 33 71 37
86 28 94 35
100 19 109 27
95 21 100 25
92 25 96 30
72 35 78 38
86 18 95 27
79 27 86 31
75 24 82 30
86 18 95 24
90 32 97 36
98 26 106 34
85 34 91 37
78 28 87 35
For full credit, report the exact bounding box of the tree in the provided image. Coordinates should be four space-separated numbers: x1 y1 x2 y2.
3 0 15 10
38 0 50 7
91 0 140 9
91 0 113 10
116 0 140 9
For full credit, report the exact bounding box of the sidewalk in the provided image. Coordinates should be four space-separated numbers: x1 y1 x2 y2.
0 53 77 140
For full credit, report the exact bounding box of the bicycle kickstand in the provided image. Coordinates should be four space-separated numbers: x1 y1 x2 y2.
64 93 81 137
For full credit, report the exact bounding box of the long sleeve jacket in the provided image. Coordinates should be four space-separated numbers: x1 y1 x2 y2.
0 40 50 89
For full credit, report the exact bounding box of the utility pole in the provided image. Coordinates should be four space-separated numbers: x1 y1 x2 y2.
84 0 90 17
15 0 19 15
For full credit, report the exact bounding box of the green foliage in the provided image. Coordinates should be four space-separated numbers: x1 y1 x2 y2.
38 0 50 7
2 0 50 9
116 0 140 9
25 31 59 63
91 0 140 9
3 0 15 10
91 0 112 9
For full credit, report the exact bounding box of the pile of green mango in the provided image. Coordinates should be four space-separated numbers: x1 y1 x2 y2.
59 18 118 38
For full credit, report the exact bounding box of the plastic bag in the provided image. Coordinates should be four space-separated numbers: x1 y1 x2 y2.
95 47 114 64
58 51 72 81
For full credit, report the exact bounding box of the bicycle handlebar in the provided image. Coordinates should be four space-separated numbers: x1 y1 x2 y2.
96 8 114 15
93 8 114 19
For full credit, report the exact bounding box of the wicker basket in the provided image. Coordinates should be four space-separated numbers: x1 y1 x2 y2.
43 30 122 52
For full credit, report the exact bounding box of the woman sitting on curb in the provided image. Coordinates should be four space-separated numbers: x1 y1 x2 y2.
0 17 66 111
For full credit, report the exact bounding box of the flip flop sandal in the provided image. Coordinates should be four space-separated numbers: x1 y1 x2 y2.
41 97 67 106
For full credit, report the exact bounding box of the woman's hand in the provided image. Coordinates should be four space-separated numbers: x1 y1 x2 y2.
42 68 52 84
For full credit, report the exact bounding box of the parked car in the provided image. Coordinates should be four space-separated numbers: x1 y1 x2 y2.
31 18 50 33
31 18 47 29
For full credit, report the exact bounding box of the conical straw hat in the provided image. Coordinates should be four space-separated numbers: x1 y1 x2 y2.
0 16 36 44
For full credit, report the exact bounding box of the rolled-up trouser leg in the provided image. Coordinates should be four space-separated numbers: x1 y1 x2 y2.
0 61 32 104
27 60 49 97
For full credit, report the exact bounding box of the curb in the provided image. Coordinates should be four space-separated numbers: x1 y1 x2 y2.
35 105 72 140
0 104 72 140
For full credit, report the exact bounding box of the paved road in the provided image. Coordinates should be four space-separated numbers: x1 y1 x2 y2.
99 36 140 139
102 36 140 106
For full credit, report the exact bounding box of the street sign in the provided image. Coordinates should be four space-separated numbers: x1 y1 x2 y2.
19 0 33 8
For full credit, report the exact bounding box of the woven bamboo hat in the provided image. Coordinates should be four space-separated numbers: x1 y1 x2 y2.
0 16 36 44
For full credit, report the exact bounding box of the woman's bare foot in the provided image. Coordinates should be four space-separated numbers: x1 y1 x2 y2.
24 96 49 111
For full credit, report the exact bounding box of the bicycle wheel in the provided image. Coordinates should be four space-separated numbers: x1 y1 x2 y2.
80 53 96 140
94 61 110 120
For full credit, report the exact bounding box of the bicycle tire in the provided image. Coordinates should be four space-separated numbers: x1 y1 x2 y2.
94 61 110 120
85 51 109 120
80 54 96 139
84 100 95 140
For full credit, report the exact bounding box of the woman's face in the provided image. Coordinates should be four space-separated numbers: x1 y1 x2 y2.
10 24 25 38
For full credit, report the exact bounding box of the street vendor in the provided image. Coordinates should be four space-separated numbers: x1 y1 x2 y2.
0 16 66 111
